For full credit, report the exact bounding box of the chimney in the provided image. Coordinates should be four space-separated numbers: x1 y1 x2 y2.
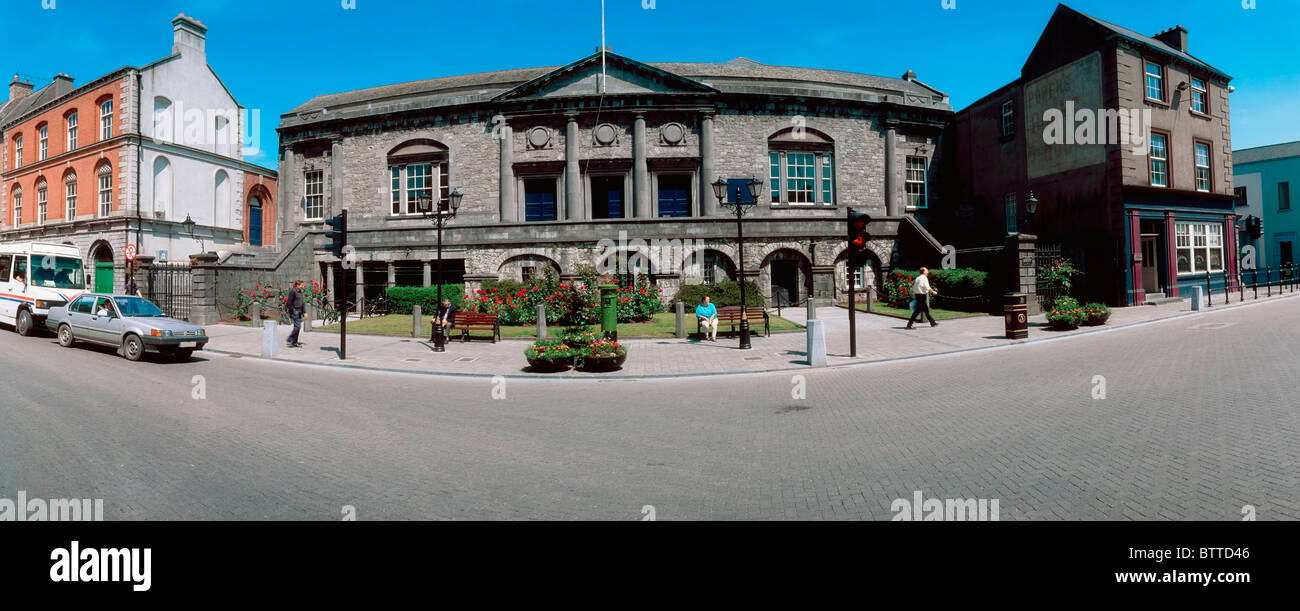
902 69 917 82
9 75 34 102
171 13 208 59
1155 25 1188 53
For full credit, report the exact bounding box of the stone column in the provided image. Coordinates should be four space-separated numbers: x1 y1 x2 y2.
422 261 432 287
565 113 583 221
279 146 296 244
387 261 396 289
633 112 649 218
884 120 899 217
330 139 343 217
499 122 516 222
188 252 220 325
1006 233 1039 314
699 112 716 217
810 265 836 307
355 262 365 315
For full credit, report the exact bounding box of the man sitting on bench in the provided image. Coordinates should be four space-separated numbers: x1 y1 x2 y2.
434 298 456 341
696 295 718 342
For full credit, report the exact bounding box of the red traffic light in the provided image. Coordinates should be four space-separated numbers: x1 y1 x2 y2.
851 234 867 248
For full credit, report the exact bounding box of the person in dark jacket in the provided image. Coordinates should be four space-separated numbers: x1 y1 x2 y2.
286 280 305 348
433 298 456 342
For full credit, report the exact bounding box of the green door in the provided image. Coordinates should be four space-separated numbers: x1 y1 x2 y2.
95 262 114 293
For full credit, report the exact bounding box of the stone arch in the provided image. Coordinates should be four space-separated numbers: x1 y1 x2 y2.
834 247 884 301
153 96 173 141
682 248 736 286
213 169 230 227
152 156 172 219
497 253 561 283
759 247 813 306
88 239 115 294
245 183 274 247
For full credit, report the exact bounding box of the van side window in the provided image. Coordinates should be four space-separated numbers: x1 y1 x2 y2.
71 295 94 314
0 255 11 282
14 257 27 282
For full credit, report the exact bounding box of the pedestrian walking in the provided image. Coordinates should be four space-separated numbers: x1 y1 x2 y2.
286 280 305 348
124 276 142 297
905 267 940 329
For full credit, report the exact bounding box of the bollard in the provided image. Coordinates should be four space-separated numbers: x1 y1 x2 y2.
536 304 547 339
1189 285 1204 311
249 302 261 324
412 305 421 337
806 319 827 367
675 301 685 339
807 297 816 322
304 304 313 333
261 320 279 357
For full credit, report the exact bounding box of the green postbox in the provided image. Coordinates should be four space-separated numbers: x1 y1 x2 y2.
599 284 618 341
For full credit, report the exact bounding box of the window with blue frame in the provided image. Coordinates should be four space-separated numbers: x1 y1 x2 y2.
656 175 691 217
591 176 624 219
524 178 557 222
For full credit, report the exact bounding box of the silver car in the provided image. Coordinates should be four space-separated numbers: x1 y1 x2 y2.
45 293 208 361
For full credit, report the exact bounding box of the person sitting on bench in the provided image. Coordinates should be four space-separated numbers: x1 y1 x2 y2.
435 298 457 340
696 295 718 342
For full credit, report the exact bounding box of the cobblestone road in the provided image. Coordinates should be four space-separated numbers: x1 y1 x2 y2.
1 296 1295 520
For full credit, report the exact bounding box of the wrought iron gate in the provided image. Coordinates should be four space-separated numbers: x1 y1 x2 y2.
147 264 193 321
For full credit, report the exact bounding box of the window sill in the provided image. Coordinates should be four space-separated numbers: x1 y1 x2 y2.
1144 98 1170 108
1189 110 1213 120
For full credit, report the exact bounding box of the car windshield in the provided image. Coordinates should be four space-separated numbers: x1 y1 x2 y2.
115 297 166 317
29 256 86 289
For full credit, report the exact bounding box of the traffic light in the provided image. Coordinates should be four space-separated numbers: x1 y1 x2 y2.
847 208 872 266
325 209 348 258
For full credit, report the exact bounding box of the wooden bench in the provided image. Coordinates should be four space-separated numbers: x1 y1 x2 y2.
457 312 500 343
698 306 770 338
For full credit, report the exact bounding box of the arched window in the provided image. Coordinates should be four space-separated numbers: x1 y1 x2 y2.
768 127 835 205
12 186 22 226
387 139 449 216
36 178 47 223
214 114 230 148
214 170 230 226
64 171 77 220
97 163 113 217
98 97 114 140
153 157 172 218
153 97 173 142
37 123 49 161
65 112 78 151
685 249 736 285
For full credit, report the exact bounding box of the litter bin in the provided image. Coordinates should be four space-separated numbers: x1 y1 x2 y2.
1004 293 1028 339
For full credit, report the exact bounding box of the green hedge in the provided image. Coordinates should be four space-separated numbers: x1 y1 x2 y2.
386 284 465 315
672 280 766 308
884 268 995 312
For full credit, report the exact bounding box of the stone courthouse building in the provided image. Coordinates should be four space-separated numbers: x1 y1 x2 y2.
276 50 952 306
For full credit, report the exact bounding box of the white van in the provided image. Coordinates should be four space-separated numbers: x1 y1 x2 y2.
0 242 86 336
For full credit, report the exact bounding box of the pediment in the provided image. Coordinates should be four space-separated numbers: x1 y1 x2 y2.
493 51 717 101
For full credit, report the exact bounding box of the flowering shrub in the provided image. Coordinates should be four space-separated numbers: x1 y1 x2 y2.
1082 302 1111 325
465 267 663 325
610 272 665 322
581 338 626 358
236 281 332 322
882 270 920 308
1046 296 1084 328
562 328 601 346
524 337 574 362
1038 258 1081 304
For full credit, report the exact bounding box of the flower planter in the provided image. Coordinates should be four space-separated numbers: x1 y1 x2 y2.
1083 313 1110 326
1048 319 1079 331
527 356 574 373
578 353 627 372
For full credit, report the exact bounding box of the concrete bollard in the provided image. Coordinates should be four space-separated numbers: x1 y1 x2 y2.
675 302 686 338
806 319 827 367
304 304 313 333
261 320 279 357
806 298 816 321
536 305 547 339
1189 286 1204 311
412 305 422 337
249 302 261 324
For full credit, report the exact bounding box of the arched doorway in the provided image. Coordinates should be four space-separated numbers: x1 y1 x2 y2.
248 196 263 246
761 248 812 307
91 242 114 294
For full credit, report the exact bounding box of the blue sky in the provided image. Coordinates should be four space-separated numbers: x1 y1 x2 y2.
3 0 1296 170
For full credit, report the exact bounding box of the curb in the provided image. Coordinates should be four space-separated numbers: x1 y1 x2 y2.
202 292 1300 381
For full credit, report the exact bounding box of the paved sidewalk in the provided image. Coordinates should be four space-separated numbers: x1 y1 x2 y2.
201 292 1300 378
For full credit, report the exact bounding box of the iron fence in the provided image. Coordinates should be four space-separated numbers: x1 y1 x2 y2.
146 263 193 321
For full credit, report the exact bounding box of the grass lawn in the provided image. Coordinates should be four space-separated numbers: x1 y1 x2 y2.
315 311 804 339
841 302 987 321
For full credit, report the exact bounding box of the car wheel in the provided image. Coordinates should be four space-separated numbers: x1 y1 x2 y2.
57 324 75 347
122 335 144 362
172 349 194 361
15 310 33 336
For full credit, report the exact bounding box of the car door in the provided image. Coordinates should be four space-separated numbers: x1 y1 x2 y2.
64 295 95 340
87 297 120 344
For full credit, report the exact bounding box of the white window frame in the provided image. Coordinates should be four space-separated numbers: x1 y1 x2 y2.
1175 222 1224 274
13 135 21 168
1149 133 1169 187
905 156 928 209
65 174 77 220
784 152 816 205
1194 142 1211 192
1000 100 1015 137
1190 78 1208 114
97 165 113 217
304 170 325 220
820 154 835 204
769 152 781 204
38 125 48 161
36 180 47 223
66 113 78 151
99 99 114 141
1144 60 1165 102
12 188 21 225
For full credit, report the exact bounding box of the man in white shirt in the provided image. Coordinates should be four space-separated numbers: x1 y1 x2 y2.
905 267 939 329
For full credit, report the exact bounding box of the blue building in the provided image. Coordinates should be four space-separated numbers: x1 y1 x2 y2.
1233 141 1299 278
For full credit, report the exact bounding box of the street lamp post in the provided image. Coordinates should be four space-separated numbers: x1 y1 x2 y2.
419 189 464 352
712 177 763 350
1023 191 1039 235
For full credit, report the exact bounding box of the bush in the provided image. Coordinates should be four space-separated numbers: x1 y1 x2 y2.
882 268 992 312
385 285 465 315
1083 302 1111 325
613 273 666 321
1046 296 1084 328
524 337 574 362
673 280 766 308
1038 258 1081 299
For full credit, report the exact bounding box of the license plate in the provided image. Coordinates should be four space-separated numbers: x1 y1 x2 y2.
180 341 197 348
